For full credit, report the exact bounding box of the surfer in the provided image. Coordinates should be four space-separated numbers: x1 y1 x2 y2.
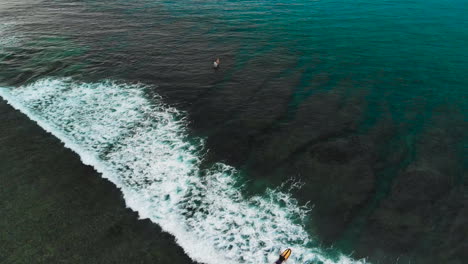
274 249 291 264
213 58 220 69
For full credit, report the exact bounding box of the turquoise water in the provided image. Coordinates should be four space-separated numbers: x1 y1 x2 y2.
0 0 467 263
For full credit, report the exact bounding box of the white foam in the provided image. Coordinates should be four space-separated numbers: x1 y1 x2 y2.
0 78 368 264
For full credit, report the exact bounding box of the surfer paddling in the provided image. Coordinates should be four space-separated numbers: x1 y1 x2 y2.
213 58 220 69
274 249 292 264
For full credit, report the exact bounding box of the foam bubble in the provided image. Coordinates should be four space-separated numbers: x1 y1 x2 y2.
0 78 367 264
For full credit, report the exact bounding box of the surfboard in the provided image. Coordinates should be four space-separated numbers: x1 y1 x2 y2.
280 248 292 260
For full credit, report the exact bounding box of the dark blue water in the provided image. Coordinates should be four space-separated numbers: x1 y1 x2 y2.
1 1 466 263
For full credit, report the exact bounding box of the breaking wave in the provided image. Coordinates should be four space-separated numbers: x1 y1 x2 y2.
0 78 366 264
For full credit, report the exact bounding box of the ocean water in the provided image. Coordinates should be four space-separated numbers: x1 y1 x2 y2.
0 1 466 264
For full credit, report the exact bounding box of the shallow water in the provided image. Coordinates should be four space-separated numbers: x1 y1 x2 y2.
0 1 467 263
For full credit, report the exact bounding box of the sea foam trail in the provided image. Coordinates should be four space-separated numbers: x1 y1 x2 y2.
0 78 367 264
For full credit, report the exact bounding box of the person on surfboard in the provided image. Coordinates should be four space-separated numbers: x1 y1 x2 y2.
213 58 220 69
274 248 292 264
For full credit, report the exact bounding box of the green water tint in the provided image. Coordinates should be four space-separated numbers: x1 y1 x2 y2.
26 37 87 62
161 0 468 261
1 0 467 263
0 36 89 85
336 78 439 249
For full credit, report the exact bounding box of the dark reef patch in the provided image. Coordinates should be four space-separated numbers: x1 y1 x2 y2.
0 100 196 264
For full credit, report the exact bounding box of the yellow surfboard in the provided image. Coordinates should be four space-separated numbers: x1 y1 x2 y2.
280 248 292 260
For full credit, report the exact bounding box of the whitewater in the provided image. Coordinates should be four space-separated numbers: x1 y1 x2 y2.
0 78 367 264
